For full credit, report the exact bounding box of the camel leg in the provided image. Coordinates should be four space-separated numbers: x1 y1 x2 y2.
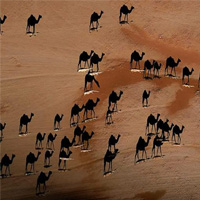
145 150 147 159
87 60 89 68
87 141 89 149
104 161 106 173
142 151 144 159
160 147 162 157
111 161 113 172
26 124 28 133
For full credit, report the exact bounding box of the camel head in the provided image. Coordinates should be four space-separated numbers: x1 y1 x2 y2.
142 52 145 57
61 114 64 118
38 15 42 20
72 137 76 144
191 68 194 74
181 125 185 132
47 171 52 179
114 148 119 154
100 10 104 16
166 119 169 123
96 97 100 104
148 91 151 95
130 6 135 11
120 90 123 96
91 131 95 137
177 58 181 65
68 150 73 156
54 134 57 138
3 122 6 128
82 125 86 131
11 154 16 160
90 50 94 57
156 113 160 121
37 151 41 156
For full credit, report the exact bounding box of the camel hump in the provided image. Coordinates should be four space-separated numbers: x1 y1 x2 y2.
132 50 139 57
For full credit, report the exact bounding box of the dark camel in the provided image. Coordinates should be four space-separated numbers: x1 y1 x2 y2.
172 125 185 144
119 5 134 23
165 56 181 76
36 171 52 194
182 67 194 85
0 122 6 138
25 152 41 173
153 60 162 77
26 14 42 34
83 98 100 120
104 149 119 174
89 11 104 31
19 113 34 133
135 136 151 162
73 125 86 145
82 131 94 150
142 90 150 107
130 51 145 69
35 133 46 149
143 60 154 78
44 150 54 166
1 154 15 176
157 119 169 133
46 133 57 150
70 104 84 126
161 122 174 140
152 135 163 157
58 150 72 170
78 50 94 70
108 90 123 112
0 15 7 34
198 73 200 88
54 114 64 130
146 113 160 134
108 134 121 151
84 71 100 92
60 136 75 152
105 106 115 124
90 53 105 72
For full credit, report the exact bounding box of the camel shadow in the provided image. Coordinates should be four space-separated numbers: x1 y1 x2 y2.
144 76 153 80
0 174 12 178
135 158 145 163
153 75 161 79
70 122 78 127
35 147 43 150
103 170 116 177
25 171 35 176
58 168 71 172
143 105 150 108
120 20 129 25
106 121 114 125
19 132 30 137
152 155 165 159
36 191 46 196
44 164 52 168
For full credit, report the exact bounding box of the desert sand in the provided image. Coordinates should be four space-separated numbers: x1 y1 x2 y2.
1 0 200 200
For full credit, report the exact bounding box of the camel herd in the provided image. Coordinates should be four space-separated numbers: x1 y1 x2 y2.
0 3 199 196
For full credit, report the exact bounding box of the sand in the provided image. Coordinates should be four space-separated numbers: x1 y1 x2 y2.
1 1 200 200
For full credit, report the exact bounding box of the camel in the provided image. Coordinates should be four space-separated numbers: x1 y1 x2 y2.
36 171 52 194
84 71 100 92
172 125 185 144
146 113 160 134
161 122 174 140
143 60 154 78
82 131 95 150
135 136 151 162
0 15 7 34
153 60 162 77
105 106 115 125
70 104 85 126
157 119 169 133
73 125 86 145
130 51 145 69
165 56 181 76
108 90 123 112
26 14 42 34
44 150 54 166
182 67 194 85
60 136 75 152
46 133 57 150
1 154 15 176
35 132 46 149
152 135 163 157
90 53 105 72
58 150 72 170
0 122 6 138
83 98 100 120
78 50 94 70
25 152 41 173
89 11 104 31
142 90 150 107
19 113 34 133
119 5 134 23
54 114 64 130
108 134 121 151
104 149 119 174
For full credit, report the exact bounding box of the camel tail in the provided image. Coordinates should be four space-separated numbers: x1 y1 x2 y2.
94 77 100 88
119 12 122 23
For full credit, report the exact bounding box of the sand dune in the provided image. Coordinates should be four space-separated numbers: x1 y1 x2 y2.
1 1 200 200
